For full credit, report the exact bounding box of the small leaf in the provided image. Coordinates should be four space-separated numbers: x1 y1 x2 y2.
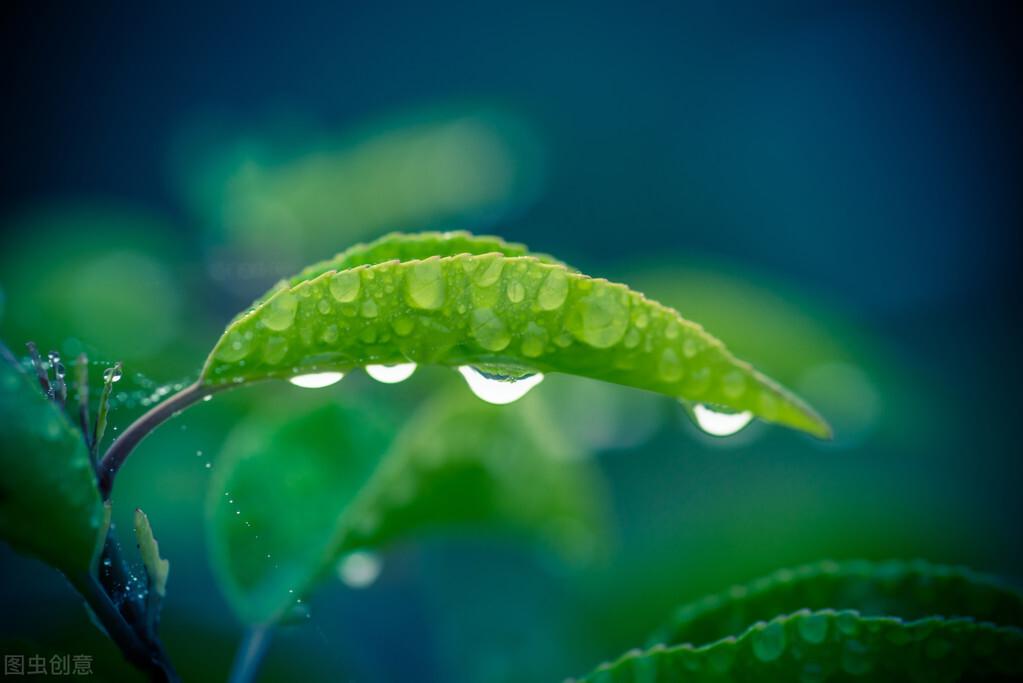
206 390 605 625
0 346 105 574
333 388 607 561
206 401 391 625
650 559 1023 648
134 508 169 597
202 232 829 438
573 611 1023 682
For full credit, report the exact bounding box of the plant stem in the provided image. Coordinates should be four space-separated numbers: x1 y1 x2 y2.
228 625 274 683
97 381 222 499
69 572 179 682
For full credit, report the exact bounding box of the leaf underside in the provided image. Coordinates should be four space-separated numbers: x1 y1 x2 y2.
0 350 105 574
203 231 830 438
207 390 604 625
575 610 1023 683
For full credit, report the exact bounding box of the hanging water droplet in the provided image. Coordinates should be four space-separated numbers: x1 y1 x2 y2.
103 365 123 383
289 372 345 389
458 366 544 405
365 363 417 384
337 551 381 589
202 394 213 402
686 402 754 436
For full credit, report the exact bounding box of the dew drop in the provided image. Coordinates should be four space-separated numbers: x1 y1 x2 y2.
317 299 331 315
470 308 511 352
391 317 415 337
329 270 361 303
103 366 123 383
360 299 379 318
289 372 345 388
458 366 544 405
752 621 787 662
566 291 629 348
520 322 549 358
687 403 754 436
473 257 504 287
262 336 289 364
262 293 298 331
203 394 213 402
506 280 525 303
658 348 684 383
722 370 746 399
405 259 445 310
365 363 417 384
537 270 568 310
337 551 381 589
798 612 829 644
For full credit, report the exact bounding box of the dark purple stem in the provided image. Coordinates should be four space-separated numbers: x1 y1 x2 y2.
97 381 225 499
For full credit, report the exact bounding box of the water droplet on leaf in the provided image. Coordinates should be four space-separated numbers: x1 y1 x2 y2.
537 270 568 310
289 372 345 388
328 270 361 303
365 363 417 384
686 402 754 436
458 366 544 405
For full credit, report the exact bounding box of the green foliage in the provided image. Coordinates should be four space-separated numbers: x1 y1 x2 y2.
206 390 604 625
574 610 1023 683
134 509 169 598
206 400 393 625
203 232 829 438
572 560 1023 682
650 559 1023 648
335 388 606 560
0 350 106 574
255 231 563 307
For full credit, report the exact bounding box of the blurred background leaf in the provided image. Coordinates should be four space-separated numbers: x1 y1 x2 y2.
207 383 607 626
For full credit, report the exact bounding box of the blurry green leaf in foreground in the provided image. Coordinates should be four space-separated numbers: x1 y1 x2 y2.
207 390 605 625
574 611 1023 683
0 348 105 575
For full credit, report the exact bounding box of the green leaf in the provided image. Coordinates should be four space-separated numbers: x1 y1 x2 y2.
252 230 564 307
650 559 1023 648
202 232 829 438
206 390 605 625
134 508 169 597
206 400 392 625
0 348 105 574
333 388 606 561
573 610 1023 683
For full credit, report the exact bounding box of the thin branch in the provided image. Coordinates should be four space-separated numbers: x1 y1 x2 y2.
68 572 179 683
97 381 222 499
